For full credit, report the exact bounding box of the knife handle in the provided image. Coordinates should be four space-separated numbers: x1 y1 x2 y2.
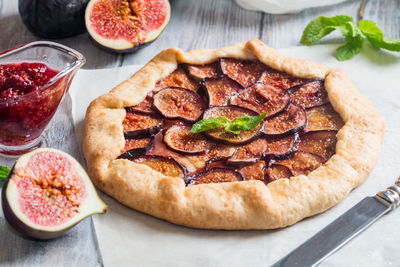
374 177 400 210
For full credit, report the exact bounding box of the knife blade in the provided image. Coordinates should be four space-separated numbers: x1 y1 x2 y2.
272 177 400 267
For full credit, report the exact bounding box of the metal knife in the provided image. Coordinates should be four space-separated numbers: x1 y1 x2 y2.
272 177 400 267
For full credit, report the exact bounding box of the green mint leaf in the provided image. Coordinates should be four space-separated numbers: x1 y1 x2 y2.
190 116 231 133
336 34 363 61
300 15 355 46
0 165 11 180
359 20 400 51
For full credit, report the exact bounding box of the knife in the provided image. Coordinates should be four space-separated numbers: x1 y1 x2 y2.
272 177 400 267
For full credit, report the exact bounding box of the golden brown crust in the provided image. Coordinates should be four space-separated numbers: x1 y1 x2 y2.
83 39 385 229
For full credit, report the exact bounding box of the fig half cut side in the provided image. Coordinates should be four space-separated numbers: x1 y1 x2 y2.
202 106 263 145
85 0 171 53
2 148 106 240
153 87 206 122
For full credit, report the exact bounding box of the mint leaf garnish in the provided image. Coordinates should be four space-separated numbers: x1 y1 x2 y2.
0 165 11 180
190 112 267 135
359 20 400 51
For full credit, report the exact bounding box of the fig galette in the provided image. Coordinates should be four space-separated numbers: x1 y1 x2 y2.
83 39 384 229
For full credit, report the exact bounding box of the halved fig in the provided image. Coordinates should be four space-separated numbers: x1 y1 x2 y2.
227 138 268 166
267 164 294 182
132 155 187 179
153 87 206 122
163 124 212 154
2 148 106 240
202 76 242 107
258 68 309 90
264 133 298 158
239 160 267 182
263 104 307 135
85 0 171 53
155 68 199 92
220 58 266 87
118 137 153 159
290 80 329 108
298 131 337 159
189 168 244 185
305 104 344 132
126 95 155 114
123 112 163 138
273 151 326 176
203 106 263 145
230 82 290 116
186 62 219 80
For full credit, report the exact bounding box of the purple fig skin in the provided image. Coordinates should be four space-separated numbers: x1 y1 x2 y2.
118 137 155 160
2 166 69 240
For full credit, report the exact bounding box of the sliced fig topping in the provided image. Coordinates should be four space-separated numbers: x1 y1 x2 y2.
227 138 268 165
263 104 307 135
190 168 243 185
186 62 219 80
205 159 230 170
163 124 212 154
264 134 298 158
119 138 153 160
267 164 294 182
230 82 290 116
258 68 309 90
305 104 344 132
290 80 329 108
220 58 266 87
123 112 163 138
127 95 155 114
203 106 262 145
133 155 187 179
298 131 337 159
239 161 267 182
155 68 199 92
153 87 206 122
274 151 326 176
202 76 242 107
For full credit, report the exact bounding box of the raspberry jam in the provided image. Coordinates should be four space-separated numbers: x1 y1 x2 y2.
0 62 66 147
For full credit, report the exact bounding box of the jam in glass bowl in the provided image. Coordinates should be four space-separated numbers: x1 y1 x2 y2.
0 41 85 156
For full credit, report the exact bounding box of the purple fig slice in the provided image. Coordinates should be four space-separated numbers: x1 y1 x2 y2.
238 160 267 182
189 168 244 185
132 155 187 179
202 76 242 107
118 137 153 159
126 95 155 114
298 130 337 159
153 87 206 122
273 151 326 176
267 164 294 182
220 58 266 87
163 124 212 154
290 80 329 108
155 68 199 92
263 104 307 135
264 133 298 158
202 106 263 145
2 148 106 240
123 112 163 138
305 104 344 132
230 82 290 116
205 159 230 170
186 62 219 80
258 68 310 90
85 0 171 53
227 138 268 166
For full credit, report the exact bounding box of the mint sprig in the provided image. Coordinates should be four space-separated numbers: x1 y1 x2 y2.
0 165 11 180
190 112 267 135
300 15 400 61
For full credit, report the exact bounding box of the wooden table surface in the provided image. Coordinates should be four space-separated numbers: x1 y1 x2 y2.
0 0 399 266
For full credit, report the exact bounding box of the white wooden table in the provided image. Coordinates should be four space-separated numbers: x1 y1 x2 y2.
0 0 399 266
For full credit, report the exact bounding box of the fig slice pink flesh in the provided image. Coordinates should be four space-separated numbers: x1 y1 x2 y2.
257 68 310 90
267 164 294 182
290 80 329 108
227 138 268 165
155 68 200 92
203 76 242 107
273 151 326 176
239 160 267 183
2 148 106 240
127 95 155 114
298 130 337 159
220 58 266 87
264 133 298 158
186 62 219 80
123 111 163 138
263 104 307 135
189 168 244 185
305 104 344 132
132 155 187 179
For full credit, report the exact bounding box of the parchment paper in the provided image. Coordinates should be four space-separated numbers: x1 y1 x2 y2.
70 44 400 267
